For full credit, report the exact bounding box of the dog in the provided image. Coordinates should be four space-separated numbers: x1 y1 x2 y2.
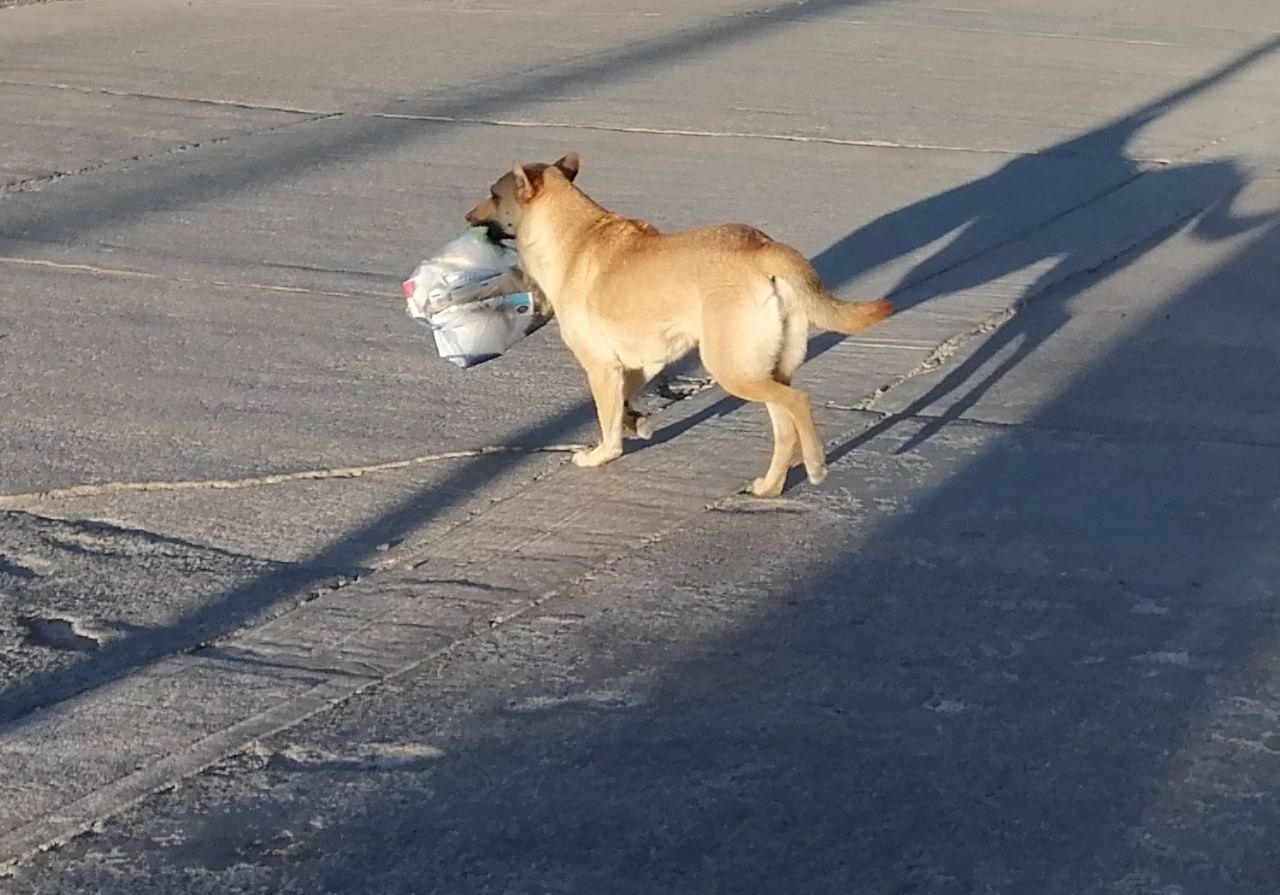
465 153 893 497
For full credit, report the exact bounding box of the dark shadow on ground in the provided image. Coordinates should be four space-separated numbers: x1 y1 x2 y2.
809 34 1280 306
803 36 1280 455
0 404 593 725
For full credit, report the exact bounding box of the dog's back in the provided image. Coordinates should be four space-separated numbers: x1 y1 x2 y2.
579 220 892 344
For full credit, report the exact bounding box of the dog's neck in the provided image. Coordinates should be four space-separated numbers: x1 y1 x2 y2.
515 182 608 307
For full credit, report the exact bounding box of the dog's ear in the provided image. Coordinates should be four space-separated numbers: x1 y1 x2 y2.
512 163 536 202
554 152 580 182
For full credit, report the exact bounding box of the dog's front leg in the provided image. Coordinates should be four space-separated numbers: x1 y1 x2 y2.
574 363 626 468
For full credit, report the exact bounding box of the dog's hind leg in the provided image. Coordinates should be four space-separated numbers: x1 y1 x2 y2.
715 375 827 492
749 403 800 496
574 362 627 468
701 288 826 492
747 329 811 495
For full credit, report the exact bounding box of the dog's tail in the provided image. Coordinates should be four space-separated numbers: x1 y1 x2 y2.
769 246 894 335
807 291 895 335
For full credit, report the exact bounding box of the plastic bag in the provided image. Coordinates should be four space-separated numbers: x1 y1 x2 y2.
402 228 549 368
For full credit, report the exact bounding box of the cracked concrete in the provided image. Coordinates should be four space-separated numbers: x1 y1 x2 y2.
0 444 588 509
0 80 327 193
375 111 1056 159
0 80 335 118
0 510 324 722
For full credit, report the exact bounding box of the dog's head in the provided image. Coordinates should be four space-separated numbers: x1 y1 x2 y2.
465 152 580 241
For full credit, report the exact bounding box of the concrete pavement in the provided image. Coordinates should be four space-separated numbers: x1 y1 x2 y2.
1 0 1278 890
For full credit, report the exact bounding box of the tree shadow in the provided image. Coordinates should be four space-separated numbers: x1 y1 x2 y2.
806 35 1280 455
826 172 1278 468
812 33 1280 305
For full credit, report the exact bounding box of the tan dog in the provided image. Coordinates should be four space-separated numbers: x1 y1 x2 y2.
465 153 893 497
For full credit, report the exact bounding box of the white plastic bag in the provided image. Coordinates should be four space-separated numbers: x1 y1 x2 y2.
402 228 548 368
422 293 542 368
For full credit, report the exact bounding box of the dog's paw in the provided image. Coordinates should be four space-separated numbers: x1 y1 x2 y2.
806 463 829 486
748 476 784 498
572 446 622 468
623 410 654 440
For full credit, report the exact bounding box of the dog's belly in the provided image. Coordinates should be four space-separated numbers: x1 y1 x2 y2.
590 283 704 370
612 328 694 368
